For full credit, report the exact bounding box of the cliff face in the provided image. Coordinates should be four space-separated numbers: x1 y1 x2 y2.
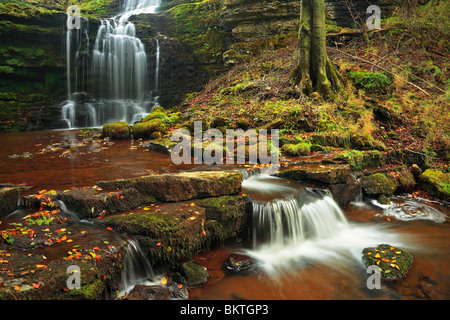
220 0 404 42
0 4 68 131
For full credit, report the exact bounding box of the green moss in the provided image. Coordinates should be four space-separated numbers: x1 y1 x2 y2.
419 169 450 200
281 142 311 156
132 119 167 139
362 173 398 196
348 71 392 93
333 150 384 170
102 121 131 140
166 0 227 76
67 279 105 300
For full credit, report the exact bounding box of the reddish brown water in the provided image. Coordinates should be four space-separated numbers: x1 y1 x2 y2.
0 130 189 193
1 130 449 300
190 204 450 300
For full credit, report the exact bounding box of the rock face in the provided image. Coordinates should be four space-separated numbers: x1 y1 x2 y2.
98 171 243 203
220 0 403 42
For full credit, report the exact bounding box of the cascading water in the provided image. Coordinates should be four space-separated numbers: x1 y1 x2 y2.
118 239 157 297
241 174 414 276
62 0 162 128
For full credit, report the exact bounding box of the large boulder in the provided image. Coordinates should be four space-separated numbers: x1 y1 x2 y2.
97 171 243 203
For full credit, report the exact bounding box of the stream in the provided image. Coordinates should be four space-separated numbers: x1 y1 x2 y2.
1 129 449 300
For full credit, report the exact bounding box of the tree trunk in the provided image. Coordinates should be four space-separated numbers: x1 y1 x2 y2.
293 0 342 99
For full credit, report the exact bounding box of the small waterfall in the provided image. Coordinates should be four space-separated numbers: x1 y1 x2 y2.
241 175 413 276
119 239 156 297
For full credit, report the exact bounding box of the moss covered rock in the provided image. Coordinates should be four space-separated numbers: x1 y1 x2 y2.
102 121 131 140
360 169 416 201
98 171 243 203
132 119 167 140
333 150 385 170
418 169 450 201
99 194 251 266
362 244 413 280
281 142 311 156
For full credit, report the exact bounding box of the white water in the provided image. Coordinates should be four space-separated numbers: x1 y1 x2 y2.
242 175 416 277
63 0 162 128
118 239 159 297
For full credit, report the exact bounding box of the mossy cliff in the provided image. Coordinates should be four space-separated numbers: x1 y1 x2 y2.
0 3 67 131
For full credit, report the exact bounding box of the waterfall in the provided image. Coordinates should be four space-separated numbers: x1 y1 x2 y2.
62 0 162 129
119 239 156 297
241 175 413 276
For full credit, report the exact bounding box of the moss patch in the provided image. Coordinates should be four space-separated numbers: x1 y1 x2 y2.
418 169 450 201
102 121 131 140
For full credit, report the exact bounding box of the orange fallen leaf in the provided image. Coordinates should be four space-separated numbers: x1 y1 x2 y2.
13 285 20 291
106 227 113 230
36 264 47 269
61 235 67 241
190 203 195 207
32 281 42 289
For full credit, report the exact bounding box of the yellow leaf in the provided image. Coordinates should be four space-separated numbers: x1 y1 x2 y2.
374 253 381 258
90 252 96 259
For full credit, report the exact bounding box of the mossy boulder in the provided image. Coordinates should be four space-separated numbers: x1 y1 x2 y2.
281 142 311 156
171 261 209 286
418 169 450 201
362 244 413 280
360 169 416 201
132 119 167 140
102 121 131 140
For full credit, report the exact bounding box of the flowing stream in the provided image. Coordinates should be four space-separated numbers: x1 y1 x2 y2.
62 0 162 128
240 174 416 277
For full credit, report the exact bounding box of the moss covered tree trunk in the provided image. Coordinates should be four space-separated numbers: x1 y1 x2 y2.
293 0 342 99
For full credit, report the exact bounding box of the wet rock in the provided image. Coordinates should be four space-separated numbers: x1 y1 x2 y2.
360 169 415 199
99 194 251 266
172 261 209 286
362 244 413 280
278 164 351 185
326 175 362 207
97 170 243 203
57 187 146 218
148 138 178 155
224 254 253 272
0 186 28 218
127 285 172 300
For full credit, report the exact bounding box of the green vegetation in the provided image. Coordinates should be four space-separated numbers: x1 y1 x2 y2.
102 121 131 140
348 72 392 93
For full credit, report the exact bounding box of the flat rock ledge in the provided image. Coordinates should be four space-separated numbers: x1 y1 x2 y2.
277 164 361 207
